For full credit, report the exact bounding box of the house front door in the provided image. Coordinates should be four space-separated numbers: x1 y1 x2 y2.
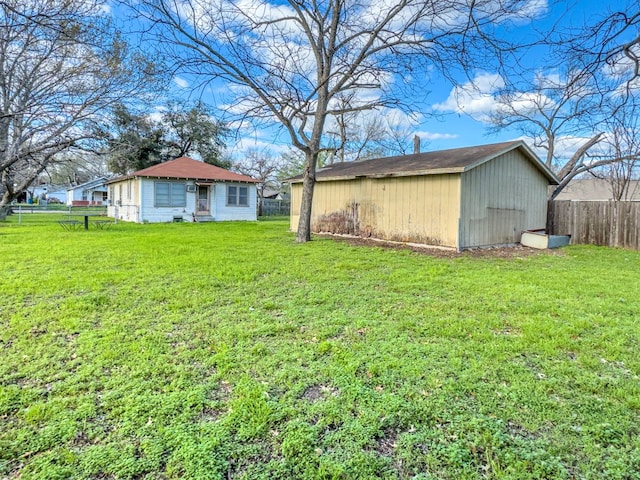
197 186 210 214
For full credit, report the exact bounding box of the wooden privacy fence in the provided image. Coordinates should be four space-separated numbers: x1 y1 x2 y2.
549 200 640 249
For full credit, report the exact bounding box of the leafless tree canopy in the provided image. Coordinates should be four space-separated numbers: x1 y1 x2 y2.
591 103 640 202
490 2 640 203
234 149 283 199
0 0 159 209
128 0 536 241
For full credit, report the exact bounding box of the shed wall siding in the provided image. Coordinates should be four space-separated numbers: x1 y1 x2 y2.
459 150 548 248
291 175 461 247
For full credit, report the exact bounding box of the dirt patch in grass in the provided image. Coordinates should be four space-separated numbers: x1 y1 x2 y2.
73 430 93 447
317 233 566 259
375 428 399 457
505 420 538 441
200 407 224 422
301 385 340 402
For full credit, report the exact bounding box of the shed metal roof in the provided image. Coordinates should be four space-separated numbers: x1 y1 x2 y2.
288 141 558 184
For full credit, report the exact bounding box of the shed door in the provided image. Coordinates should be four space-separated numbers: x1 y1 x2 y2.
197 186 210 214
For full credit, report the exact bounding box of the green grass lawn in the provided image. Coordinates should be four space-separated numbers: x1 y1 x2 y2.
1 217 639 479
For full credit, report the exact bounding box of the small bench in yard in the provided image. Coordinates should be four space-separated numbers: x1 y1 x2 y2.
58 220 81 231
92 220 114 230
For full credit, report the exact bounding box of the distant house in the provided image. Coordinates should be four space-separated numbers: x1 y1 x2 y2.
262 189 290 201
289 141 558 250
33 185 66 203
106 157 259 223
554 179 640 201
66 178 108 206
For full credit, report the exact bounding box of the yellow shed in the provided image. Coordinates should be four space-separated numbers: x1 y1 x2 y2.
289 141 558 250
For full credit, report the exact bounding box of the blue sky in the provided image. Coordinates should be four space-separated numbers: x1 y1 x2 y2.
116 0 633 160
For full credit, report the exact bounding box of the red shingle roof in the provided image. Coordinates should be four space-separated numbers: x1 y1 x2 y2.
110 157 258 183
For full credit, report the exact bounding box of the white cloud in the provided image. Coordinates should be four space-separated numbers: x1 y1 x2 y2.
378 108 422 128
417 131 459 141
434 71 561 122
226 126 295 161
509 0 548 22
232 137 291 157
496 90 555 116
145 105 167 124
433 72 505 122
173 76 190 89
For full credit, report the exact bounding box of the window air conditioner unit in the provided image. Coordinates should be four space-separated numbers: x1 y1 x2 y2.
186 185 197 192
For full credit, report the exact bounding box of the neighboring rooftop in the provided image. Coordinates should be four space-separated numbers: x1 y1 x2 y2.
554 178 640 201
68 177 109 190
108 157 258 183
288 141 558 183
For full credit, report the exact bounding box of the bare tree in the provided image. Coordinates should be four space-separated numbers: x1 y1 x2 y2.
325 106 419 163
326 113 384 163
371 115 418 157
234 149 283 205
491 69 611 200
490 3 640 208
127 0 534 241
43 152 111 187
567 8 640 98
276 148 306 191
581 103 640 247
593 103 640 202
0 0 159 218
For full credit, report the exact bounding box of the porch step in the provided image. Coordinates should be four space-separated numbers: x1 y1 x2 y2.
195 215 215 222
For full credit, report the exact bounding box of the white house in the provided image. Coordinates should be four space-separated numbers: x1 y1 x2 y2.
106 157 259 223
66 178 108 206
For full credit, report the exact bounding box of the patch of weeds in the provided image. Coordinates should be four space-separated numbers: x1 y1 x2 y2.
226 376 274 440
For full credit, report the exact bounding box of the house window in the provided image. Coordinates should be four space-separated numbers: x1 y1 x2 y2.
155 182 186 207
227 185 249 206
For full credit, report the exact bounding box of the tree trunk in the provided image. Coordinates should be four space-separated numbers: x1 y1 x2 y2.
296 152 318 243
0 205 12 221
611 200 619 248
545 198 554 234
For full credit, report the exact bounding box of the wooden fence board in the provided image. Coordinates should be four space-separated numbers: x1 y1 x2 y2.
550 200 640 249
